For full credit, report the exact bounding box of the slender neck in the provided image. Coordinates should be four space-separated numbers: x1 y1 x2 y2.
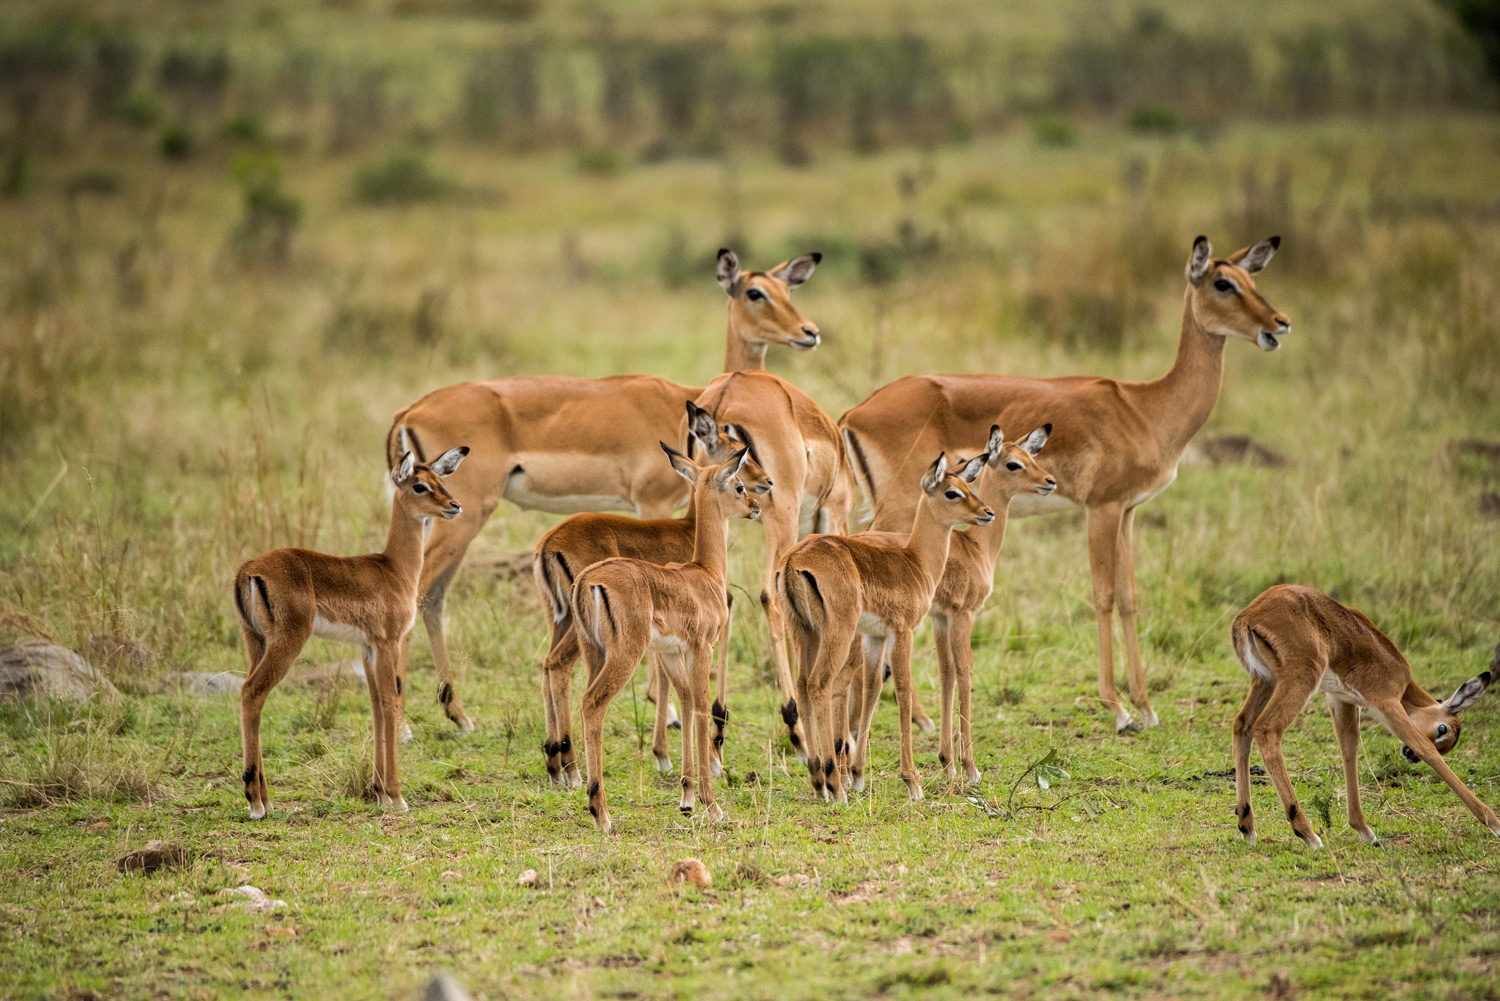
723 307 767 372
904 496 958 588
1401 680 1439 711
383 493 428 585
1139 289 1227 457
966 492 1013 575
689 482 733 581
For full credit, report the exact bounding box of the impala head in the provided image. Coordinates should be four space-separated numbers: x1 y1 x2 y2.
717 248 823 352
684 401 773 496
975 424 1057 499
392 446 467 520
920 452 995 528
1186 235 1290 352
662 442 764 521
1401 655 1495 762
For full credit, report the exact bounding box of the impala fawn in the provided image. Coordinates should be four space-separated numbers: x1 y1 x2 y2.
1232 585 1500 847
779 454 994 804
847 425 1056 789
536 403 772 788
233 446 468 818
572 445 762 832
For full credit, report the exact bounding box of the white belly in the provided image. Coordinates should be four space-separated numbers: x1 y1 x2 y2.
648 628 689 658
1008 491 1079 519
1129 465 1178 508
313 615 370 646
856 612 888 637
503 469 631 516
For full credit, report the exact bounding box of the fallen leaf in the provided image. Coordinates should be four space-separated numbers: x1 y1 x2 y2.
668 858 711 889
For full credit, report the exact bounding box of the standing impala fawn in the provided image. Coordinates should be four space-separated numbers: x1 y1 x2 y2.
1231 585 1500 847
232 446 469 818
841 235 1290 733
388 248 822 734
847 425 1056 789
778 454 994 804
536 403 773 788
573 445 762 833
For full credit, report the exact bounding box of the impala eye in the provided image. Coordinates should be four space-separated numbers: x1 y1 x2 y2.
1006 461 1024 471
412 483 430 494
1437 724 1449 738
747 288 765 302
944 489 963 500
1213 278 1233 292
736 484 745 495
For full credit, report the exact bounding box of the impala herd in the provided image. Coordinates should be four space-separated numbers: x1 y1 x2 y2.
234 235 1500 847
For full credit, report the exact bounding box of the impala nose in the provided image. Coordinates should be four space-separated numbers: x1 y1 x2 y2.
444 502 462 519
791 327 820 349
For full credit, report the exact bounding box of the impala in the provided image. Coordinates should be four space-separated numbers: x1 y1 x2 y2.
848 425 1056 789
232 446 469 818
536 402 773 788
1231 585 1500 847
573 445 761 832
840 235 1289 733
388 249 821 733
778 454 994 804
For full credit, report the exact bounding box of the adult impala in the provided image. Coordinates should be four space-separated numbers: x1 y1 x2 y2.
1231 585 1500 847
388 249 821 732
535 403 772 788
840 235 1290 732
233 446 468 818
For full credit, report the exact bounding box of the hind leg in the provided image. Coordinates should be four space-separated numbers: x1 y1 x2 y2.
651 655 675 775
1232 676 1274 844
541 618 582 788
1250 670 1322 848
762 507 808 761
239 622 311 819
951 611 982 785
580 637 646 833
850 635 889 793
710 598 732 777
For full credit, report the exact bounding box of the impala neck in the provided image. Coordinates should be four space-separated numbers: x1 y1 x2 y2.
690 483 733 581
723 310 767 372
383 493 428 587
1140 289 1227 458
1401 680 1439 711
967 494 1013 576
905 496 958 589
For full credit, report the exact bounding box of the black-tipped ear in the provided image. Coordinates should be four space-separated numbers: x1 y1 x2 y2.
1022 424 1051 456
958 454 986 482
1231 236 1280 274
662 441 698 485
394 451 415 485
986 424 1004 458
921 453 948 493
713 446 751 488
430 445 469 477
1187 235 1212 284
716 248 740 294
685 400 718 447
1445 672 1492 714
772 253 820 288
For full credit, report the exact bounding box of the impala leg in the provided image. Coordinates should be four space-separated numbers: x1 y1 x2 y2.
374 642 407 812
1086 503 1133 732
1376 701 1500 838
890 630 923 801
691 641 723 821
417 511 487 733
762 507 808 761
952 611 982 785
671 654 698 816
710 595 732 777
652 655 675 775
1251 671 1322 848
580 637 639 834
1115 507 1158 728
850 635 888 794
932 613 958 783
239 624 306 819
1328 696 1377 845
1232 676 1275 845
541 618 581 788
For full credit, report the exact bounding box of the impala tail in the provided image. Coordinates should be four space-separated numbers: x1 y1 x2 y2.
534 549 575 624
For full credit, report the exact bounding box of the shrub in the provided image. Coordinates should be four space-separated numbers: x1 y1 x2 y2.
354 151 456 205
158 124 194 160
1032 114 1078 148
1127 102 1183 133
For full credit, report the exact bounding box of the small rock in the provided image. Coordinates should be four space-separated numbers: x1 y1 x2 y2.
117 840 190 875
516 869 539 887
421 973 472 1001
162 671 244 697
217 885 287 913
668 858 712 889
0 642 120 704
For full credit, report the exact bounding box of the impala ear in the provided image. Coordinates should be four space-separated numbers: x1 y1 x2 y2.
661 442 699 485
1445 671 1493 714
685 401 718 449
771 252 821 288
921 453 948 494
1228 235 1280 274
394 451 415 485
958 455 987 483
986 425 1005 458
1186 235 1213 285
429 446 469 478
1022 424 1052 456
716 248 741 294
714 447 751 488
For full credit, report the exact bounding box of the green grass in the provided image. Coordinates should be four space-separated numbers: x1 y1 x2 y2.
2 2 1500 994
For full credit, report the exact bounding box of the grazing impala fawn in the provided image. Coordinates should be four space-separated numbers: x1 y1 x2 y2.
779 454 994 804
841 235 1290 732
536 402 773 788
388 249 821 734
846 425 1056 789
233 446 468 818
1231 585 1500 847
572 445 761 832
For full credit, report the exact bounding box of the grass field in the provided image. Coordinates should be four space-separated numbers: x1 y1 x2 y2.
4 1 1500 998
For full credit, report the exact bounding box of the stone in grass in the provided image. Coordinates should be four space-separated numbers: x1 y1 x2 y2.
516 869 539 887
117 840 191 875
216 886 288 913
668 858 712 889
0 642 120 704
161 671 244 696
421 972 472 1001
